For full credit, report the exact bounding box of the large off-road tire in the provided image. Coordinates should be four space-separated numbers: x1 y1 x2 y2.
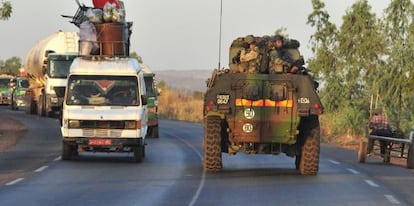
297 115 320 175
203 116 222 172
383 150 391 163
62 141 75 160
133 144 144 163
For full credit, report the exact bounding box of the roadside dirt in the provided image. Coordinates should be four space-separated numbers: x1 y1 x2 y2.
0 114 27 153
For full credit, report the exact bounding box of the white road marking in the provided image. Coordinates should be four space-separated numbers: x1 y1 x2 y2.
171 134 205 206
384 195 401 204
346 168 360 174
5 178 24 186
328 159 340 165
365 179 379 187
34 165 48 172
54 156 61 161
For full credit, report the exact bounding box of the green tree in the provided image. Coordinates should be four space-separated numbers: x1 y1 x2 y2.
130 51 143 64
2 56 21 75
0 1 12 20
381 0 414 131
307 0 340 112
157 80 167 91
274 27 289 38
334 0 386 135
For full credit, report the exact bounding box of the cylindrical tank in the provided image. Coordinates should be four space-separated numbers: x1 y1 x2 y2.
24 31 79 87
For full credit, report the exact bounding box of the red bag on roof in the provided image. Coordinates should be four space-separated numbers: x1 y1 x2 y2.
92 0 120 9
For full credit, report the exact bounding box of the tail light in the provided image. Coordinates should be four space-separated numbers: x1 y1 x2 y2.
205 99 215 112
314 103 323 114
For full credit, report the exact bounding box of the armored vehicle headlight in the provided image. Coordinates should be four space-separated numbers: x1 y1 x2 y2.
244 108 255 119
69 120 80 128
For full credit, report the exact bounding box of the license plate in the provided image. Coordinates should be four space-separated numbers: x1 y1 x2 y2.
89 139 112 145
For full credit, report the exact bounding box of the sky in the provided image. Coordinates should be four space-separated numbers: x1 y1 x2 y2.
0 0 390 71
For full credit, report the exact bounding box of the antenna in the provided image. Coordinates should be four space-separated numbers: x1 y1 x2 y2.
217 0 223 69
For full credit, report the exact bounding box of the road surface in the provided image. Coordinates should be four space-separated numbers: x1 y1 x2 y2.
0 106 413 206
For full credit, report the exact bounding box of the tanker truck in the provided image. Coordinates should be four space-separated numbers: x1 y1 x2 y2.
23 31 79 117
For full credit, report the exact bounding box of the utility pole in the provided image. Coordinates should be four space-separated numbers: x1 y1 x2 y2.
217 0 223 70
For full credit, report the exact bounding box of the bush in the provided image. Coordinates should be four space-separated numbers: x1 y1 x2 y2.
158 88 203 123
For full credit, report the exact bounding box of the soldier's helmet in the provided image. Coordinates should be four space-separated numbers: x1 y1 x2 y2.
272 34 284 43
245 35 255 44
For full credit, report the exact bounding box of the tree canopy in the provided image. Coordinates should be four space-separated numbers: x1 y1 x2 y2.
0 1 12 20
308 0 414 136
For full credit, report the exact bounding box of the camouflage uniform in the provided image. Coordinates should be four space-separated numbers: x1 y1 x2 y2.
238 35 259 73
268 49 286 73
268 35 302 74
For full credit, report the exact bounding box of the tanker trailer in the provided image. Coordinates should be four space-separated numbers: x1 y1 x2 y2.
24 31 79 117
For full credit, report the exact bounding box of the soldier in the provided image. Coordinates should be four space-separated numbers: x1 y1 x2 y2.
239 35 259 73
268 35 299 74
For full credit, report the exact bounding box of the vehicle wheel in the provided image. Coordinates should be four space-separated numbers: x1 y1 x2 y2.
46 110 55 118
62 141 74 160
152 126 159 138
10 101 16 110
383 151 391 163
27 98 37 114
203 116 222 172
133 145 144 163
37 94 45 116
297 115 320 175
407 140 414 169
10 95 15 110
358 139 367 163
146 127 153 137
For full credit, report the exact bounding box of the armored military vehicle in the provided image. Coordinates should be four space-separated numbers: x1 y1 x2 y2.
203 35 323 175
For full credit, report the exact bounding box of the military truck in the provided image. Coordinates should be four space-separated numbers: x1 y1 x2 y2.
203 35 323 175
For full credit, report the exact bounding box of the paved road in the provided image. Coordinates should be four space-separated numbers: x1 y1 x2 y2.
0 107 414 206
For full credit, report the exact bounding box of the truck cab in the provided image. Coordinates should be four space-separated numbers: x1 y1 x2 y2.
141 64 159 138
10 76 29 110
0 75 13 105
61 57 148 162
38 52 78 116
